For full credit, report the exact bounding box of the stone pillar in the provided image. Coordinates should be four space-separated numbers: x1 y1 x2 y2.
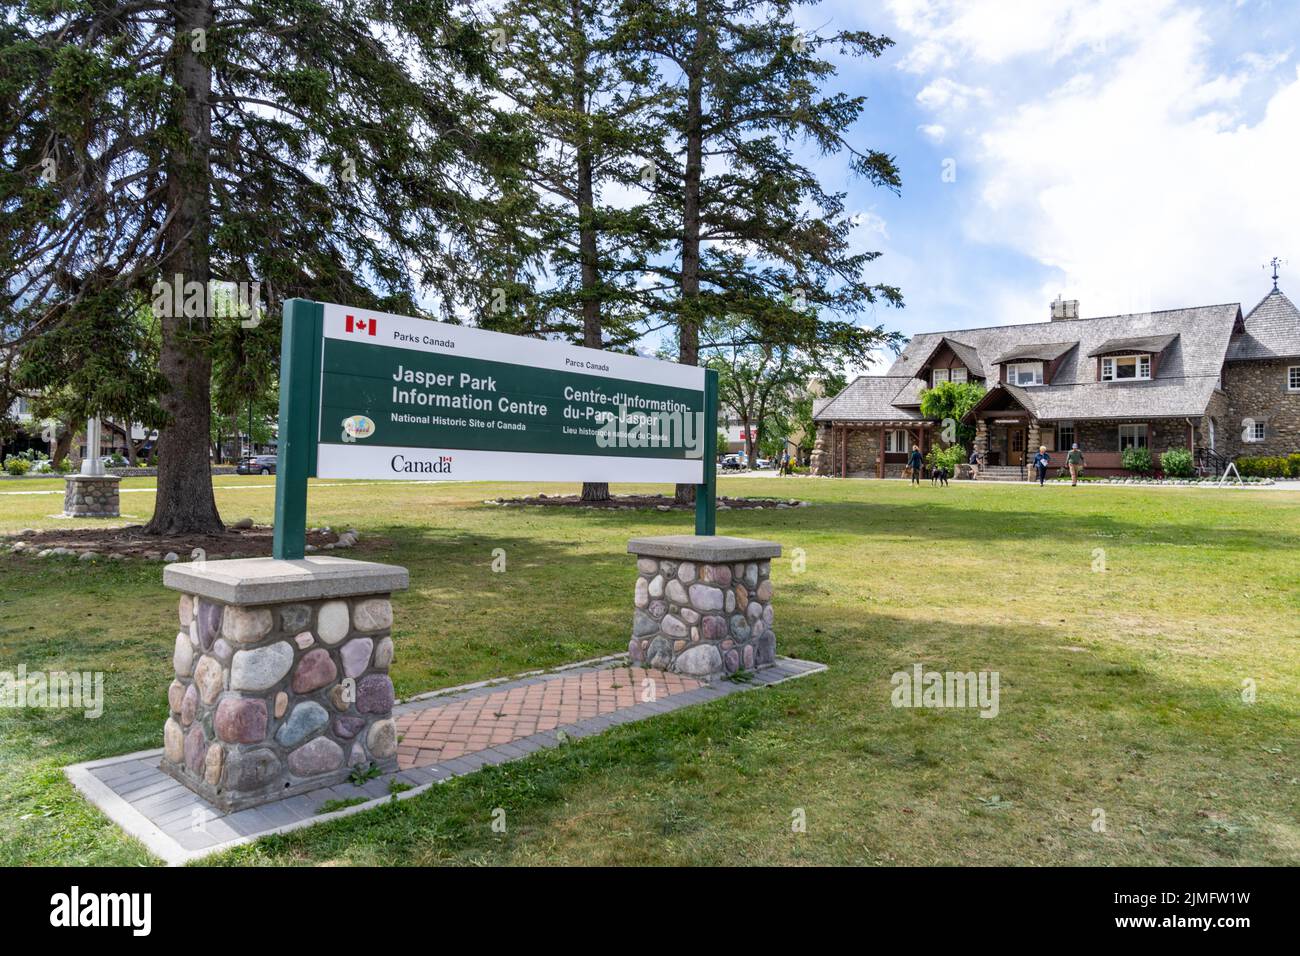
62 474 121 517
1027 419 1041 455
810 425 830 476
974 420 989 463
160 556 409 812
627 535 780 680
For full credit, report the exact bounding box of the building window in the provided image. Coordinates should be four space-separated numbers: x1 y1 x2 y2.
1244 420 1266 443
1057 422 1075 450
1289 366 1300 391
883 429 910 453
1007 362 1043 386
1118 424 1148 450
949 367 968 384
931 368 949 387
1101 354 1151 381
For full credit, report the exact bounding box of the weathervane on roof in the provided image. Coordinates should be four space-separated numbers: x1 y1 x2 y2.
1265 256 1286 292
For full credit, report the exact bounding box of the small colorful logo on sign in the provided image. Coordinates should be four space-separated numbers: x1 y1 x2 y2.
345 314 377 336
342 415 375 439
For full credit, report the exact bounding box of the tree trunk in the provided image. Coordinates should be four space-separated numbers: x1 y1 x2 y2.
145 0 223 535
51 420 73 467
572 0 611 505
674 3 706 506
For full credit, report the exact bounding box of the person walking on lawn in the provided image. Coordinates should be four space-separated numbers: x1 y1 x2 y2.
1066 443 1085 486
908 444 924 485
1032 445 1051 486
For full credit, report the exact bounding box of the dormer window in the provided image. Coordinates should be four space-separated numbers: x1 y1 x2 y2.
1101 355 1150 381
931 366 969 387
1007 362 1043 386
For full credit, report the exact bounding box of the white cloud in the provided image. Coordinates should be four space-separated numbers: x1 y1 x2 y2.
891 0 1300 316
918 123 947 143
888 0 1176 72
915 77 987 111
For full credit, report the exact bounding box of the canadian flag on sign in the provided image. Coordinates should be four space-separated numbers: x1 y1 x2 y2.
345 314 377 336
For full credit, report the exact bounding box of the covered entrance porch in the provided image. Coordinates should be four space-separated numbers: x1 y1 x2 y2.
970 395 1039 469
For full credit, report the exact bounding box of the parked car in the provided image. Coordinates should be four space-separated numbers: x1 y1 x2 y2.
720 454 744 471
237 454 277 475
755 457 774 470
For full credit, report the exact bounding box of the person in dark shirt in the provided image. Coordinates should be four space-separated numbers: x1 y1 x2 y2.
908 445 924 485
1032 445 1051 486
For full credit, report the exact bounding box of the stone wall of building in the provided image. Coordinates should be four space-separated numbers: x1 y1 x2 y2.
1222 359 1300 457
162 590 398 811
628 544 778 679
1200 390 1229 457
1073 419 1191 456
846 429 880 475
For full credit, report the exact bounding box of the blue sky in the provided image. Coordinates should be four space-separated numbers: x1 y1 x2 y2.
794 0 1300 370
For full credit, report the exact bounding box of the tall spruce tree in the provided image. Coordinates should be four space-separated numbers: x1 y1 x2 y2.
622 0 904 501
1 1 527 533
494 0 661 501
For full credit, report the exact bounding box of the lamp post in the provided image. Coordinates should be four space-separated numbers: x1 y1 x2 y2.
81 418 105 476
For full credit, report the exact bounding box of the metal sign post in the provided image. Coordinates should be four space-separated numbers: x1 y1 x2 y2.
694 369 718 535
273 299 323 559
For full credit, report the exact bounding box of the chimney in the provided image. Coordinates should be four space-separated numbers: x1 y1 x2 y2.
1051 295 1079 321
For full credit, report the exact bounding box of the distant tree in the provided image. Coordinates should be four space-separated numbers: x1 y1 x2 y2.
919 380 986 447
623 0 904 501
13 295 166 466
494 0 660 502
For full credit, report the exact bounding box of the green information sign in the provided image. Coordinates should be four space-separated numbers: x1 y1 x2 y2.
272 299 718 559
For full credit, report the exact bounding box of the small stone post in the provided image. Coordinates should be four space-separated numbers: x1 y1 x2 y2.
61 474 121 517
160 556 408 811
63 418 121 517
627 535 781 680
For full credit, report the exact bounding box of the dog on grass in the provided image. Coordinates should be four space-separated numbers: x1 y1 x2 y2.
930 465 950 487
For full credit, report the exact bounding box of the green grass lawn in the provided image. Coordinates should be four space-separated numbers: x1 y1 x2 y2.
1 474 1297 866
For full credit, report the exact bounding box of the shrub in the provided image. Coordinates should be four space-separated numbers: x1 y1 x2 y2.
1288 453 1300 478
1237 455 1290 478
54 457 73 474
4 456 31 476
925 443 966 474
1159 447 1195 478
1121 446 1154 475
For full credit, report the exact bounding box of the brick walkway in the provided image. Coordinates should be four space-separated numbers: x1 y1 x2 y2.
66 656 825 865
396 667 702 768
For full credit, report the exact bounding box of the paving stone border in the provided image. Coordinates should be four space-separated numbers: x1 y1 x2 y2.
65 654 826 865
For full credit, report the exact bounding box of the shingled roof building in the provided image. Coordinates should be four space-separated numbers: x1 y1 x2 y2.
811 285 1300 479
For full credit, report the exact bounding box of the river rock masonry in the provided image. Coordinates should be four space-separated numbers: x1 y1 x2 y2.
159 555 409 811
627 535 781 680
